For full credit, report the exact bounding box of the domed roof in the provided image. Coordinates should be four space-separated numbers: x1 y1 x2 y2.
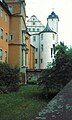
48 11 59 20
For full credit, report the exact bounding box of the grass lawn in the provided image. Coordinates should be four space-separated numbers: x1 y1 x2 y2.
0 85 49 120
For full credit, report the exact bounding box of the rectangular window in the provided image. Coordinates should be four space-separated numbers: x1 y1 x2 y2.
6 33 8 42
0 29 3 39
53 34 55 40
33 36 36 41
5 51 7 62
33 22 35 25
41 59 43 63
36 48 38 52
0 49 2 60
41 44 43 51
41 34 43 40
10 34 13 41
35 59 37 64
53 44 55 54
51 48 53 58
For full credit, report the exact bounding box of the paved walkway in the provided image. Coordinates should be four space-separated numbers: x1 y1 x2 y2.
33 80 72 120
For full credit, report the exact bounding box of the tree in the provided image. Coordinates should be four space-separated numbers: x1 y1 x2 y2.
38 42 72 95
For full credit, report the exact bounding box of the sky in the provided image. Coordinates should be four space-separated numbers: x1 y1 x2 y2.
26 0 72 47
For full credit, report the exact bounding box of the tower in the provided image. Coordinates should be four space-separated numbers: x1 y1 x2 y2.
47 11 59 43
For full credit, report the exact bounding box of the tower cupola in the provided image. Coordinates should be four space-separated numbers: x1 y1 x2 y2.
47 11 59 21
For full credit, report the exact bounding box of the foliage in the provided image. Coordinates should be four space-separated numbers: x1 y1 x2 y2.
0 62 20 93
38 42 72 94
0 85 48 120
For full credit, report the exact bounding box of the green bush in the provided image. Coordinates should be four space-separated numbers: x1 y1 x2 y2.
0 62 20 93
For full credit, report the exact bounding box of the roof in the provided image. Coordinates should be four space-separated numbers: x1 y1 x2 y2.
40 23 56 34
48 11 59 21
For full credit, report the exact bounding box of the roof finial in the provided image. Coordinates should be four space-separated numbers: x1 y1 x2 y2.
52 8 54 11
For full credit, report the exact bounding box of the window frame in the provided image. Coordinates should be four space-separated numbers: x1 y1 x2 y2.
6 32 8 42
0 28 3 39
5 51 7 62
10 34 14 41
33 35 36 41
0 49 2 60
35 59 37 64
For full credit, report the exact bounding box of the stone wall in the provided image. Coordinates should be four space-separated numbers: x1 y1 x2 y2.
26 69 43 81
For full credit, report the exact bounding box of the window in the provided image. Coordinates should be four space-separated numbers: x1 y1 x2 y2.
29 28 31 31
0 29 3 39
33 18 35 20
33 22 35 25
22 50 24 66
36 48 38 52
33 36 36 41
33 28 35 31
5 14 8 22
53 44 55 54
51 48 53 58
41 34 43 40
0 49 2 60
53 34 55 40
41 44 43 51
9 6 13 13
5 51 7 62
6 33 8 42
41 59 43 63
35 59 37 64
10 34 13 41
37 28 39 32
1 9 3 17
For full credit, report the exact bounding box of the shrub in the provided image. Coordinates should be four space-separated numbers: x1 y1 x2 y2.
0 62 20 93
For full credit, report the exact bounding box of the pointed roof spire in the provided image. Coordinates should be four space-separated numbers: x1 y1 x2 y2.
41 23 56 33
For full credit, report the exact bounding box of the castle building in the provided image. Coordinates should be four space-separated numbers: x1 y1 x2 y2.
0 0 34 83
27 11 59 69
